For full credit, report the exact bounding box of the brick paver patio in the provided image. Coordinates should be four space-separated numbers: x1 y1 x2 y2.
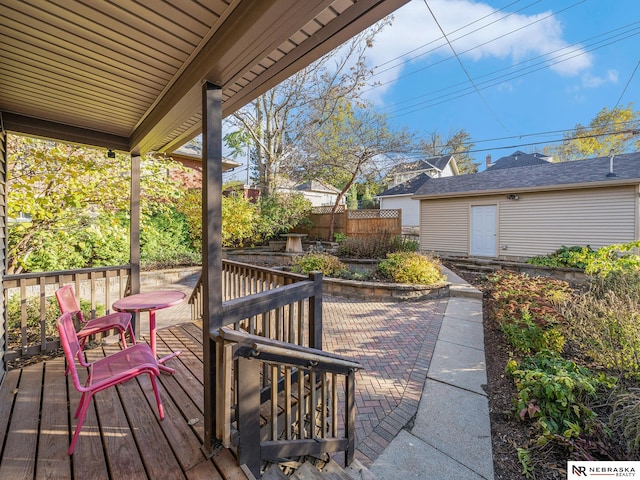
154 290 447 466
323 296 447 464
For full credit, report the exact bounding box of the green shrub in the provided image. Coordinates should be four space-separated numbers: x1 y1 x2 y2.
486 271 570 354
141 207 200 268
292 253 347 277
333 232 348 243
337 232 419 259
5 294 105 349
376 252 443 285
256 193 312 242
506 352 616 439
222 192 259 247
500 307 565 354
527 242 640 277
584 241 640 277
527 245 596 269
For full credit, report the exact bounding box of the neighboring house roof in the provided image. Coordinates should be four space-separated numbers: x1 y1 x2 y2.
388 155 455 176
486 150 552 171
295 180 341 194
377 173 431 197
414 152 640 199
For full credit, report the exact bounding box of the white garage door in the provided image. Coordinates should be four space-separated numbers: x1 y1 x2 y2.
470 205 497 257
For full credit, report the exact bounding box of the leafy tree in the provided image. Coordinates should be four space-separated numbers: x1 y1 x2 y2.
419 129 477 174
546 104 640 161
255 193 312 242
300 100 413 239
7 135 187 273
175 188 203 252
224 21 390 197
140 207 199 268
346 187 358 209
221 192 259 248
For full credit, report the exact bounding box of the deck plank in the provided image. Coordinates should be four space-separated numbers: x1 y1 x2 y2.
0 369 20 451
213 447 252 480
138 371 207 473
184 458 224 480
0 363 43 479
102 343 186 480
180 321 204 346
70 356 110 480
153 356 206 442
0 323 248 480
84 347 147 479
163 328 205 381
36 359 72 480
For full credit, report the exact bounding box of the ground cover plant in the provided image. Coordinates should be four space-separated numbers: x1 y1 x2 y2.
527 241 640 275
483 263 640 479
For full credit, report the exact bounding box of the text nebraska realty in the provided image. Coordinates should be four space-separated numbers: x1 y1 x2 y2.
573 465 636 477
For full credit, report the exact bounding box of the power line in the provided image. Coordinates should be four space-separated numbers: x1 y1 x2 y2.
374 0 539 73
423 0 509 132
401 126 640 156
384 25 640 118
383 20 640 111
368 0 586 91
614 59 640 110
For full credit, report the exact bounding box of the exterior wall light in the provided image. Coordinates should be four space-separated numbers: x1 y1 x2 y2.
506 194 519 200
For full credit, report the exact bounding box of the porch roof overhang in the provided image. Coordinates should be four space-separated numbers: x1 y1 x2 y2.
0 0 409 156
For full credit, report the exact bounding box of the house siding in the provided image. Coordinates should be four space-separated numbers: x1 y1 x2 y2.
420 186 639 259
380 196 420 227
499 186 637 258
419 197 471 255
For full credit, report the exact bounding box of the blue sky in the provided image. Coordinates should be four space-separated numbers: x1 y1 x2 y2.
223 0 639 182
363 0 640 168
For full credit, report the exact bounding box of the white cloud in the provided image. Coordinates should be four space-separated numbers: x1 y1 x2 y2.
363 0 592 101
581 69 619 88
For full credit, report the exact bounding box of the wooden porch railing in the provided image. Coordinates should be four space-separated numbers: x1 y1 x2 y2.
216 327 361 478
2 266 131 362
189 259 313 325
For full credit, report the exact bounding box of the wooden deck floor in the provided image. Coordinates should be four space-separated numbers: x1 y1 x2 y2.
0 322 249 480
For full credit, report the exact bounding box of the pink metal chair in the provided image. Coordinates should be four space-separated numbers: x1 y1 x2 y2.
57 312 164 454
55 285 136 349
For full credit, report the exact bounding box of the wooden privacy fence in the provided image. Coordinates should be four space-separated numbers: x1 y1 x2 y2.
294 206 401 240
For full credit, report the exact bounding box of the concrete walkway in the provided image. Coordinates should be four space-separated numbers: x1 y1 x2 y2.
148 267 494 479
369 269 494 480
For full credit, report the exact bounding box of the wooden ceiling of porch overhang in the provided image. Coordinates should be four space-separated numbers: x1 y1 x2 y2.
0 0 408 156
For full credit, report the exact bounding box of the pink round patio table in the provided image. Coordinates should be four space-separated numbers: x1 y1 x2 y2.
113 290 186 373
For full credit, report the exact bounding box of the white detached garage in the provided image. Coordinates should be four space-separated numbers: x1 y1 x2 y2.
413 153 640 260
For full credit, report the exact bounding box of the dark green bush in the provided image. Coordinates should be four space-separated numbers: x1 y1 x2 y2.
141 207 200 268
506 352 615 439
